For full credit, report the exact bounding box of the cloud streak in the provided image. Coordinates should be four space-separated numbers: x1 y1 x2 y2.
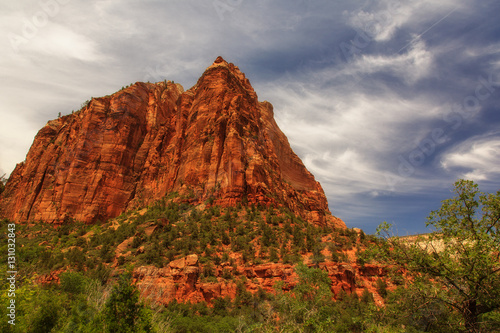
441 134 500 181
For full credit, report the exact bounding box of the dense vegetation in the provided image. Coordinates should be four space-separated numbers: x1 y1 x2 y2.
1 180 499 332
0 197 365 276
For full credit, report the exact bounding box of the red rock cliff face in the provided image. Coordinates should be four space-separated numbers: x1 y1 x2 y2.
0 57 345 228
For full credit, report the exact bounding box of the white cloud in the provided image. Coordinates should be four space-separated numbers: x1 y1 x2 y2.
441 134 500 182
262 76 449 205
347 4 410 42
298 38 435 90
351 38 434 84
464 42 500 59
1 2 102 62
347 0 465 42
25 24 102 61
0 110 38 178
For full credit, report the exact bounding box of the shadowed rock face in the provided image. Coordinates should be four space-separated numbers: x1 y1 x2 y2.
0 57 345 228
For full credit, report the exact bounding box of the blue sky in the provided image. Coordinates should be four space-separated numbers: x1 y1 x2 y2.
1 0 499 234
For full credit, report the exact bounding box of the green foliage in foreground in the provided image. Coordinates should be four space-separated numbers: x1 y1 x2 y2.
0 272 498 332
2 263 497 332
0 264 407 333
376 179 500 333
0 272 153 333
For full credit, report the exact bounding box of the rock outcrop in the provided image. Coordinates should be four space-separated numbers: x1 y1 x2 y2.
132 254 388 306
0 57 344 228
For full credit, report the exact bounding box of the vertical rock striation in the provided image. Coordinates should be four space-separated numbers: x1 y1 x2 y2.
0 57 345 228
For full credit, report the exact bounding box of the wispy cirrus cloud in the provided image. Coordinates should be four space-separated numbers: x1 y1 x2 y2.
441 134 500 182
15 24 102 61
346 0 466 42
347 38 434 84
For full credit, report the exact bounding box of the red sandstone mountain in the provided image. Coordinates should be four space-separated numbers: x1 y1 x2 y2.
0 57 344 228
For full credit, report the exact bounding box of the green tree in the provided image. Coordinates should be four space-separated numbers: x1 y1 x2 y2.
377 180 500 332
270 263 336 332
311 244 326 266
28 290 67 333
103 274 152 333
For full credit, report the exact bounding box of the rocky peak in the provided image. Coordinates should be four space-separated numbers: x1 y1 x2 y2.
191 56 257 102
0 58 345 229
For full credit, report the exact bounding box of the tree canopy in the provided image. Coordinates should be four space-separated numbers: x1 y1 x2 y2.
377 179 500 332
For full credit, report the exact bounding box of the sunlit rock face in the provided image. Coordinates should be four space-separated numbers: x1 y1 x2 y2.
0 57 344 229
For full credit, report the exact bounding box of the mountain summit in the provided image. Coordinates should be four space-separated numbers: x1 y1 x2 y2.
0 57 345 228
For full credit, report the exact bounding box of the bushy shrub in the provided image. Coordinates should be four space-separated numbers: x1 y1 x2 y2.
60 271 87 295
376 278 388 298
